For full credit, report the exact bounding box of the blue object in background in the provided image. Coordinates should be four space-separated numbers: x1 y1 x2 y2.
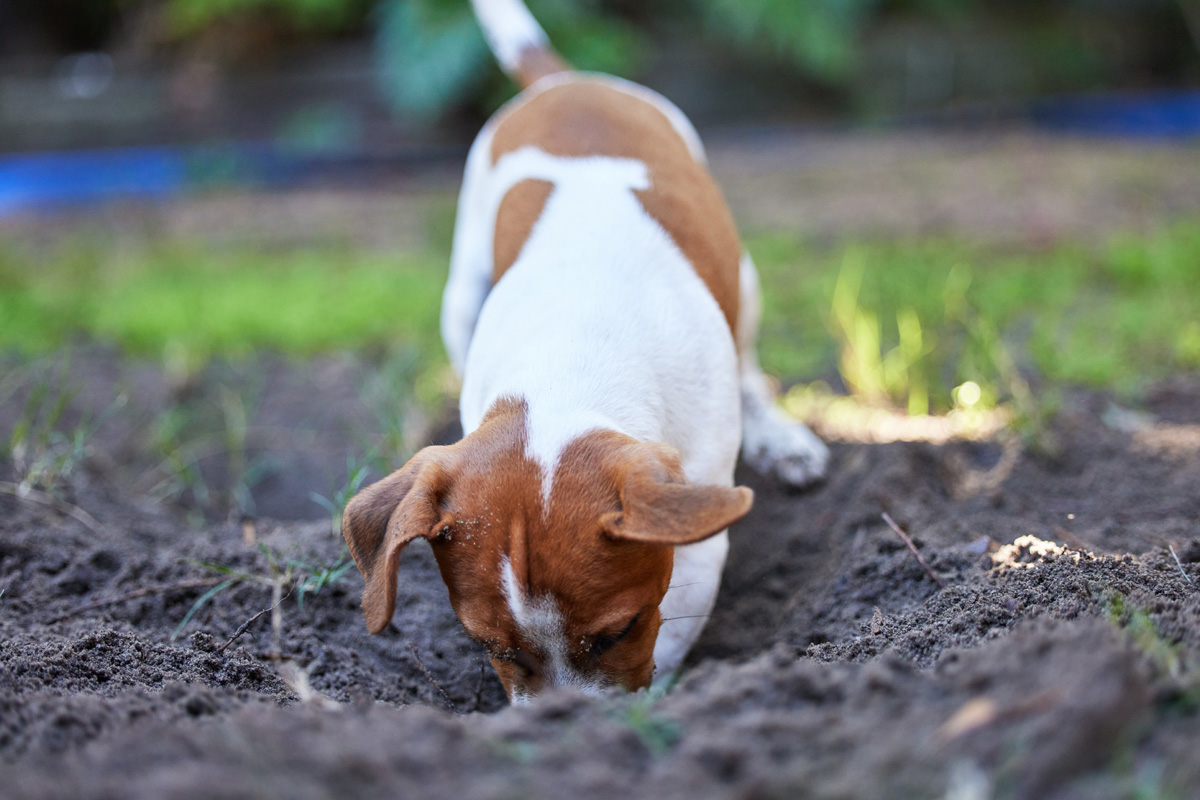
0 147 187 214
0 141 452 217
2 90 1198 217
1033 90 1200 138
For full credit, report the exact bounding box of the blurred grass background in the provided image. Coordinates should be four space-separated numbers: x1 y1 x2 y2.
3 217 1198 417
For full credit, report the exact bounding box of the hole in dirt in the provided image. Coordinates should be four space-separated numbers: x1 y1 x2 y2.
88 550 121 572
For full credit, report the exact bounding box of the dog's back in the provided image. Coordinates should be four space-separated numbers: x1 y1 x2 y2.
488 79 742 331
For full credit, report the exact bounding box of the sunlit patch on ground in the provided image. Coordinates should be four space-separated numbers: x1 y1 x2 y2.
990 534 1087 569
782 381 1012 444
1103 406 1200 460
1132 424 1200 459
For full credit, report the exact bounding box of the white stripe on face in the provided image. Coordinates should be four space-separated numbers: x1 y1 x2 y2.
499 556 607 697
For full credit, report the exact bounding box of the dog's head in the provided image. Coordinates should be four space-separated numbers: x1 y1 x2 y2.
342 399 752 701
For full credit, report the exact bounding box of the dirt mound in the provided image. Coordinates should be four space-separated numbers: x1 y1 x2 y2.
2 359 1198 799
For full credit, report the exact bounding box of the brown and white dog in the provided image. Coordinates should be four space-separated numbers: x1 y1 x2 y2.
342 0 829 703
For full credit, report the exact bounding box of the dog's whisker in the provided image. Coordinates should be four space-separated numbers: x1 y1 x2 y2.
668 581 713 589
661 614 711 623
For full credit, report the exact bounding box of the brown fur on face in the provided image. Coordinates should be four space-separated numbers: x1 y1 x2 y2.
342 399 752 699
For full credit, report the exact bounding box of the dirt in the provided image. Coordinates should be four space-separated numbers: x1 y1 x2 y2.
0 345 1197 800
2 131 1200 799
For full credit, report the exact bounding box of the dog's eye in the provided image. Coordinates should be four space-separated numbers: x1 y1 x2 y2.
589 612 641 658
492 647 539 676
511 648 540 677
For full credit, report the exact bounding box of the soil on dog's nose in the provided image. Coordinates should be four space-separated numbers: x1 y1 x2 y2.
1 352 1197 800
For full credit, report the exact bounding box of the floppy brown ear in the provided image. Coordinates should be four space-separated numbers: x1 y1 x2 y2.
342 446 456 634
600 442 754 545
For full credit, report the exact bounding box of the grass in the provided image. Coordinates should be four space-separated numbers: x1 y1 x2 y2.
0 237 446 365
3 354 126 495
1 219 1199 418
173 542 356 642
310 457 371 536
751 221 1200 409
608 688 682 756
1104 591 1186 681
142 369 279 521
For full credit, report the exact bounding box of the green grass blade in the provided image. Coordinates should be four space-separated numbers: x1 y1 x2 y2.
171 578 238 641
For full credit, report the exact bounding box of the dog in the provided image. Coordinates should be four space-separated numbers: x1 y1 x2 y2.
342 0 829 703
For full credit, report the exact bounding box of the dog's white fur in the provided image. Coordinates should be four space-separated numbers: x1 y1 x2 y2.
440 63 828 677
468 0 549 76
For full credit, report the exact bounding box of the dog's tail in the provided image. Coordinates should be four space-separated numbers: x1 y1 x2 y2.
470 0 570 89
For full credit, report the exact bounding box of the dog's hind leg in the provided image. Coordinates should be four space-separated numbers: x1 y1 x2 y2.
736 252 829 487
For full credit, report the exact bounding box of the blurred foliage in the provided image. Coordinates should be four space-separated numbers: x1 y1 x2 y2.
161 0 367 34
702 0 880 82
134 0 1198 120
374 0 489 120
374 0 643 120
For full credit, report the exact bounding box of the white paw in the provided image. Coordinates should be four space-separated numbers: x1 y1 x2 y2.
742 404 830 488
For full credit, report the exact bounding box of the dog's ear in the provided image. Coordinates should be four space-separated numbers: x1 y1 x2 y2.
342 446 457 633
600 442 753 545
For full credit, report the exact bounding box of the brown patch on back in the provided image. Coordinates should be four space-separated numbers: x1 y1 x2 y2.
489 81 741 331
493 178 554 282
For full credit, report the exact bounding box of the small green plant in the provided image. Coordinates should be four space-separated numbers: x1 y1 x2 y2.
358 346 426 467
310 457 371 536
173 542 356 642
172 576 243 641
1104 592 1185 681
143 374 275 518
291 552 356 613
608 690 682 756
970 314 1059 455
8 375 74 489
146 403 214 512
216 383 276 517
5 356 126 496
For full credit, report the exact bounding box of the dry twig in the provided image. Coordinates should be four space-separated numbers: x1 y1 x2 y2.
218 582 295 654
48 578 223 624
882 512 944 587
1169 544 1193 585
408 642 456 712
0 481 103 535
277 660 342 710
471 662 488 712
935 688 1061 743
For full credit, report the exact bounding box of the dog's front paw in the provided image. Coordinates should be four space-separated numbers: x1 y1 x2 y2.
742 406 830 489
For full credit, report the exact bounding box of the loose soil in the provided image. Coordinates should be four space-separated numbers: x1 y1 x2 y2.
2 132 1200 799
1 349 1197 800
